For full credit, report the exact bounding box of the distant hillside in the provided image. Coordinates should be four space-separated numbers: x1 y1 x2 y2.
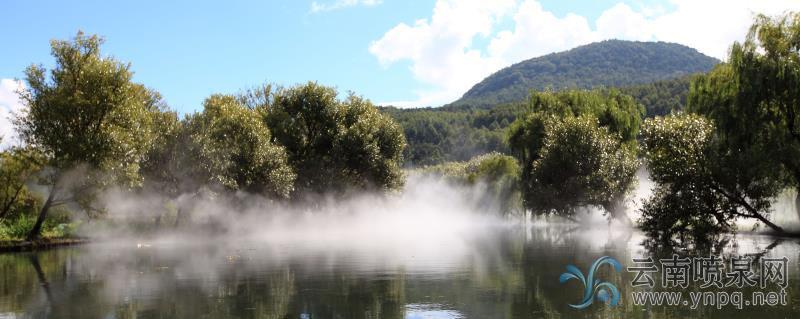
619 75 695 117
452 40 718 107
382 75 699 166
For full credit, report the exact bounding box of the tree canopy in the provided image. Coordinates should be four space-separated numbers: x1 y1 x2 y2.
507 90 642 220
508 89 643 172
689 12 800 187
265 82 406 195
182 95 296 198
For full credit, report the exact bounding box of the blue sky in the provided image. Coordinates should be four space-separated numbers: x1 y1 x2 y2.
0 0 433 113
1 0 798 124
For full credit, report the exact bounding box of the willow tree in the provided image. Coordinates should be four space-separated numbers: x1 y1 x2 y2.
264 82 406 196
688 12 800 220
16 32 160 240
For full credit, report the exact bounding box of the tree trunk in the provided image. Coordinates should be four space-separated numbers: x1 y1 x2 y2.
751 211 785 234
26 186 56 241
710 184 786 234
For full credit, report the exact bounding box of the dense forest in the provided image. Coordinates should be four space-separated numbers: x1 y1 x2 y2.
452 40 718 107
382 75 695 165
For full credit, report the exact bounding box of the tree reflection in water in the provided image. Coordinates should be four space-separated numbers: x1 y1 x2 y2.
0 226 798 319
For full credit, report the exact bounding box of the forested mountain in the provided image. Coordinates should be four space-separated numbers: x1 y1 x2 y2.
452 40 717 107
381 40 713 166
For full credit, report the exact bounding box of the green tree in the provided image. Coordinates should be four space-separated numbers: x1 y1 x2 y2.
640 114 786 242
140 107 182 197
524 116 638 221
181 94 295 198
507 90 642 221
508 89 643 172
265 82 405 195
688 12 800 219
15 32 160 240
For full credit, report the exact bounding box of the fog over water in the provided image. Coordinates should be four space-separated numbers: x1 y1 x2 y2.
79 166 800 253
81 173 515 270
4 171 800 318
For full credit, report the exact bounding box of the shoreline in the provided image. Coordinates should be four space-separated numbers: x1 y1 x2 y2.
0 238 90 253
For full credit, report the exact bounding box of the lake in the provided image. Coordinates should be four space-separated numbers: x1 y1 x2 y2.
1 223 798 318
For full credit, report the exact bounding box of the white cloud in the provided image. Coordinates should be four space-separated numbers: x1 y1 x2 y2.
487 1 597 64
0 78 25 150
370 0 800 107
368 0 515 107
310 0 382 13
648 0 800 60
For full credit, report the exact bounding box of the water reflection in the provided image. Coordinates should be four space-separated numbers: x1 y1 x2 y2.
405 304 463 319
0 225 798 318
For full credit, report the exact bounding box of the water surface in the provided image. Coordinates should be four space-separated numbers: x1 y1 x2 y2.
1 225 798 318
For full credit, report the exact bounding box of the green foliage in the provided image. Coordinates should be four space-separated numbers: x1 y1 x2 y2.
689 12 800 187
17 32 160 186
640 113 787 242
508 90 643 172
526 89 644 142
0 147 43 221
419 152 521 214
524 116 638 218
182 94 296 198
0 212 73 240
639 114 726 240
506 112 547 168
420 152 519 185
383 42 710 167
265 82 406 195
14 31 163 239
639 12 800 241
140 108 183 196
0 215 37 240
618 75 695 117
506 90 642 219
453 40 718 107
381 102 531 165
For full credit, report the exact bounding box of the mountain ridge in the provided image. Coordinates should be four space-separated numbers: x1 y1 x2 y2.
450 40 719 107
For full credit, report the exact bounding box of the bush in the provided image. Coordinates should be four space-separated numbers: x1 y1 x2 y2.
0 215 37 240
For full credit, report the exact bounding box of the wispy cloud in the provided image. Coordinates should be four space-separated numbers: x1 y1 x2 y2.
310 0 382 13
